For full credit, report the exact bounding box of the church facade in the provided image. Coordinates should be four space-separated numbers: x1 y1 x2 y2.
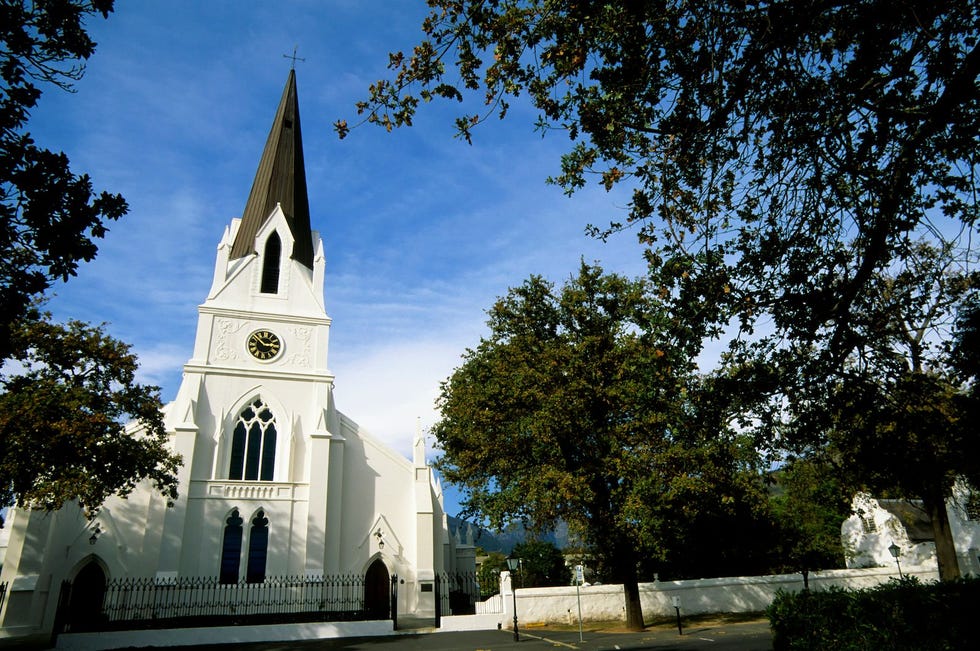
0 70 466 641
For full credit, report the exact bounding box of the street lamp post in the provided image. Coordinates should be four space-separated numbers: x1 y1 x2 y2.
507 557 522 642
888 542 904 579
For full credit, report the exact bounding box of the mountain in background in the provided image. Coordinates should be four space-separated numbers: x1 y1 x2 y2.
448 516 572 554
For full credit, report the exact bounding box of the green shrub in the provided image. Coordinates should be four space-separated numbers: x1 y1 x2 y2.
767 576 980 650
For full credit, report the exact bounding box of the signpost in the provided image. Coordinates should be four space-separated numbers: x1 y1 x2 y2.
574 565 585 642
672 596 683 635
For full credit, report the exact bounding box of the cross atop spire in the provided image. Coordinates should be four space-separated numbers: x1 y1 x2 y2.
283 45 305 70
229 69 314 269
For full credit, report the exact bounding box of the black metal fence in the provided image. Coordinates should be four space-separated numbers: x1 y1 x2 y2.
63 573 387 632
435 572 496 623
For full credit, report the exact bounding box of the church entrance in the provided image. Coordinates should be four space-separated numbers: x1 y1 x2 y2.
364 558 390 620
65 561 107 632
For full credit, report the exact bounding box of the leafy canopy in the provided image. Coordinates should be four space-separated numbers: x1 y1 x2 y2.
433 262 768 624
0 1 180 515
0 312 181 512
511 539 568 587
1 0 127 359
345 0 980 363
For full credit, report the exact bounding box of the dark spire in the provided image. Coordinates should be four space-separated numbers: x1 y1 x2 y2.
230 69 314 269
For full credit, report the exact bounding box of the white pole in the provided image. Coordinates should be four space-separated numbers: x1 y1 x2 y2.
575 565 584 642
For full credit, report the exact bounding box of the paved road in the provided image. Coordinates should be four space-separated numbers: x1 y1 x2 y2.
162 619 772 651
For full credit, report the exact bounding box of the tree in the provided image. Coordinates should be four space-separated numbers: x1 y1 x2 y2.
0 1 180 515
0 312 181 513
511 540 568 587
433 262 758 629
344 1 979 362
477 550 508 598
754 243 977 580
769 457 852 589
347 6 980 579
1 0 127 360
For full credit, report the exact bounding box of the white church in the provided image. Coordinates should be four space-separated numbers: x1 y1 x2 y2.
0 70 472 642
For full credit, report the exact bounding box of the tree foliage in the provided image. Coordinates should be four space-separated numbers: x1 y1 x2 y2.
769 457 851 586
476 550 508 597
1 0 126 360
0 312 181 513
434 262 761 627
751 244 977 579
347 1 979 360
0 1 180 516
511 539 568 587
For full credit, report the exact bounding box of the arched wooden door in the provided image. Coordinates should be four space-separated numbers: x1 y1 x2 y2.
67 561 107 632
364 558 390 619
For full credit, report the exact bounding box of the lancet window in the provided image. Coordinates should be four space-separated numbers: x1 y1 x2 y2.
246 509 270 583
219 509 244 584
260 232 281 294
228 399 277 481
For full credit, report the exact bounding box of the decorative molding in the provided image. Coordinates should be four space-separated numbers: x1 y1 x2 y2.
213 318 248 362
286 325 313 367
181 363 335 385
189 480 310 502
200 305 330 327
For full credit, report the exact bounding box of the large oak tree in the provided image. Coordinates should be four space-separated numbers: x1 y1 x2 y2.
434 263 762 629
0 312 180 513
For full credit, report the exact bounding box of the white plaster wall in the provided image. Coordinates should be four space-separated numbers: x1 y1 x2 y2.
842 493 937 570
503 567 939 627
948 483 980 576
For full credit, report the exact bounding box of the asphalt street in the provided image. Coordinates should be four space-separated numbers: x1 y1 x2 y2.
158 618 773 651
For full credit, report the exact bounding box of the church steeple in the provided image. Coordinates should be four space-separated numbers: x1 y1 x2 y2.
230 69 314 269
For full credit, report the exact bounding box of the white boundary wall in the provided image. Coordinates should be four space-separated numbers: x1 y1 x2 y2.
52 566 941 646
509 566 939 626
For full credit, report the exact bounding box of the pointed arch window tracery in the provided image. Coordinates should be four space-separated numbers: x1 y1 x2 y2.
228 399 277 481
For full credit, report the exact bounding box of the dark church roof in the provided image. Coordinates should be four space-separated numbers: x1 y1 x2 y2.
229 69 314 269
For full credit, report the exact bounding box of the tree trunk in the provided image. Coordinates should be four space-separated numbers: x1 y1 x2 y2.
924 491 961 581
623 575 645 631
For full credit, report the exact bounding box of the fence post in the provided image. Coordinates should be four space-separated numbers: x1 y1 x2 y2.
390 575 398 631
434 574 441 628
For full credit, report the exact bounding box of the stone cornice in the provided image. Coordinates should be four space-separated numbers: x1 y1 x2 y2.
198 305 330 327
181 362 335 383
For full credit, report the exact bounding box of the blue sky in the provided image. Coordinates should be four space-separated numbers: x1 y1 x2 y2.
30 1 652 517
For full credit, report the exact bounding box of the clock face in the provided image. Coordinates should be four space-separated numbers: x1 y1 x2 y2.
246 329 282 360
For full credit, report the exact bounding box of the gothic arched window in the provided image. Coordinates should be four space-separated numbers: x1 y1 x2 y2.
220 509 244 584
260 232 281 294
228 400 277 481
246 510 270 583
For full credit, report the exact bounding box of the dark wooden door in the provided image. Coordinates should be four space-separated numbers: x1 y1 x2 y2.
364 559 390 619
67 561 107 632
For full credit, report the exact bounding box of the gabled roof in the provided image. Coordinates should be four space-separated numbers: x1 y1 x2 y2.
229 69 314 269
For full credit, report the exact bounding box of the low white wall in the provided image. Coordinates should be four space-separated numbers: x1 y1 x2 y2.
56 619 395 651
51 566 944 644
438 612 506 632
510 566 939 626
